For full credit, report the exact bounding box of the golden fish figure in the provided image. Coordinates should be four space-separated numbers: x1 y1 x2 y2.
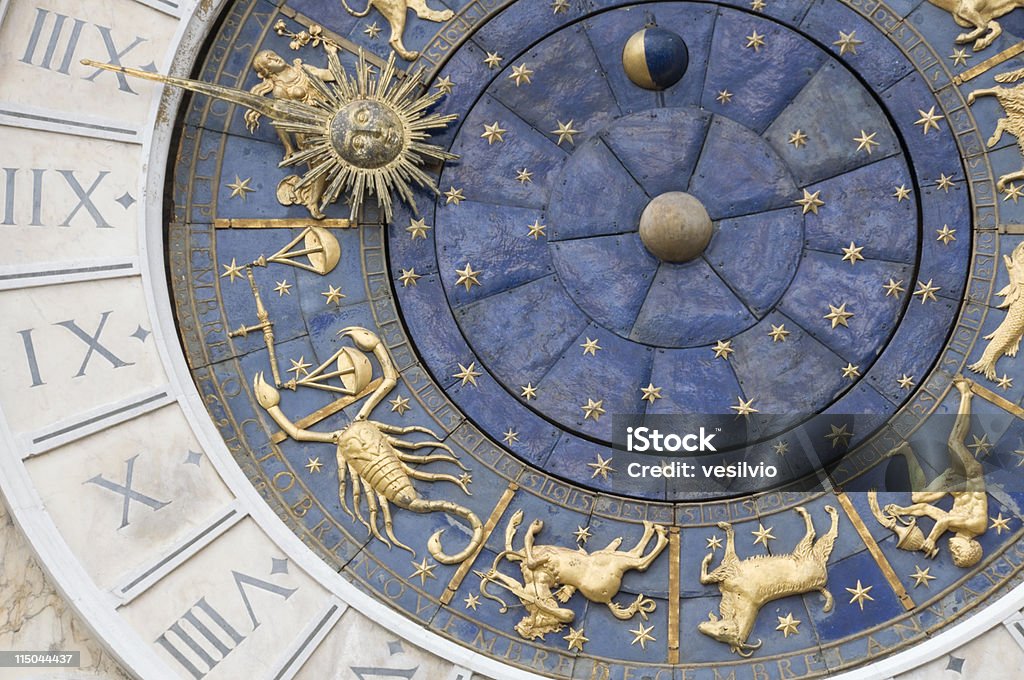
698 506 839 657
253 327 483 564
969 242 1024 380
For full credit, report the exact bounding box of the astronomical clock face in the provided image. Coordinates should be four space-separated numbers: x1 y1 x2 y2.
12 0 1024 677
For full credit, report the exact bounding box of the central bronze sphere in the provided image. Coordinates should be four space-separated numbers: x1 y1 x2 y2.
639 192 713 262
330 100 404 169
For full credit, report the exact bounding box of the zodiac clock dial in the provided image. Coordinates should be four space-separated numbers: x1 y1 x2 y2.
9 0 1022 675
161 0 1024 675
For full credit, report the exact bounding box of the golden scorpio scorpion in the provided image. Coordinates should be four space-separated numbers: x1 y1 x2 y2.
253 327 483 564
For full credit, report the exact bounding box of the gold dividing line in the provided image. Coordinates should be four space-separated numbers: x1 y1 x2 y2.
834 491 915 611
954 41 1024 84
970 380 1024 419
269 378 382 444
214 218 353 229
440 482 519 605
667 526 681 664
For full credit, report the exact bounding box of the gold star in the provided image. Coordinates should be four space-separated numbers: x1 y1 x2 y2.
745 30 766 52
288 356 312 377
434 75 454 95
854 130 879 154
398 268 421 287
574 526 593 543
483 52 503 69
936 225 956 245
409 557 437 586
274 280 291 296
641 383 663 403
455 263 482 291
893 184 912 201
752 523 776 546
502 428 519 445
1005 183 1024 203
914 106 944 135
773 440 789 455
551 119 580 145
481 121 507 144
551 0 569 13
389 395 411 415
407 217 431 239
795 189 825 214
825 302 853 328
826 423 853 448
990 513 1012 534
521 383 538 400
841 241 865 264
564 627 588 652
221 258 244 282
226 175 254 200
363 22 381 39
910 565 936 588
776 613 801 638
582 398 605 421
305 457 323 473
580 337 601 356
950 48 970 66
588 453 615 479
997 374 1013 389
706 535 723 551
883 278 906 298
716 89 733 104
509 63 534 86
516 168 533 184
833 30 864 56
454 362 482 387
768 324 790 342
751 0 766 9
629 622 656 649
464 593 480 610
731 396 759 416
788 130 808 148
841 363 861 380
912 279 940 304
846 580 874 610
897 374 915 390
322 284 345 304
936 173 956 192
527 220 547 239
1015 450 1024 467
444 186 465 205
968 434 992 458
712 339 735 359
459 472 472 487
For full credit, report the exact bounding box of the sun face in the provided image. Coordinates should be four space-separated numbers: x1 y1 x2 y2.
82 48 458 222
272 50 458 221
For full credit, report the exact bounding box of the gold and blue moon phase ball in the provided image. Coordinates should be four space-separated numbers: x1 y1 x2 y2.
622 27 689 90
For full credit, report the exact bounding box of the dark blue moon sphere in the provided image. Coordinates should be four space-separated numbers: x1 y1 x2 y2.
622 27 689 90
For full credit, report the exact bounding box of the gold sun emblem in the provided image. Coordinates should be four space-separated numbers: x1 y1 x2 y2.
81 50 458 222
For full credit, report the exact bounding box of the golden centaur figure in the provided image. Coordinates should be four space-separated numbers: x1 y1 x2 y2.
927 0 1024 50
699 506 839 657
244 48 337 218
477 510 668 640
871 377 988 568
968 242 1024 380
253 327 483 564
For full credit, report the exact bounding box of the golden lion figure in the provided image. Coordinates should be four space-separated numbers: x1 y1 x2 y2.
699 506 839 657
928 0 1024 51
476 510 669 640
341 0 454 61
